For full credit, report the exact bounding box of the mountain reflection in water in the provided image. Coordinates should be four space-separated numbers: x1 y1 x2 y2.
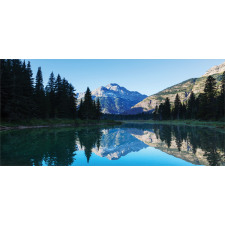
1 124 225 166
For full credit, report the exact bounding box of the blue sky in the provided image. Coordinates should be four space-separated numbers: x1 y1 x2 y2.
26 59 225 96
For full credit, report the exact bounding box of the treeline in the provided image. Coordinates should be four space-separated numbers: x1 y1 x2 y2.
153 72 225 121
0 59 101 121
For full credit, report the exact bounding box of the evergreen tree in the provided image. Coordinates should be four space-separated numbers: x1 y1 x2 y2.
216 71 225 119
83 87 93 120
158 103 164 120
163 97 171 120
68 83 77 119
1 60 79 122
22 61 34 118
204 75 217 119
46 72 56 118
173 94 182 120
55 74 62 117
153 105 159 120
78 99 84 119
187 92 196 119
96 98 101 120
34 67 46 118
197 93 207 120
0 59 14 120
59 78 70 118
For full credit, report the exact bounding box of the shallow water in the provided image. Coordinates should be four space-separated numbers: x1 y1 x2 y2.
0 124 224 166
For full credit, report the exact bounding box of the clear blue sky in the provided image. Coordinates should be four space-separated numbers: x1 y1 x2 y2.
26 59 225 96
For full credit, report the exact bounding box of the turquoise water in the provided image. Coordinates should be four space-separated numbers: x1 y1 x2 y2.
1 124 224 166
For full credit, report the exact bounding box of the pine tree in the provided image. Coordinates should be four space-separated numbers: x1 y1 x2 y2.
78 99 84 119
55 74 62 117
204 75 217 119
163 97 171 120
96 98 101 120
59 78 70 118
46 72 56 118
180 103 187 119
173 94 182 120
0 59 14 120
21 61 34 118
158 103 164 120
83 87 93 120
68 83 77 119
0 60 79 122
216 71 225 119
34 67 46 118
187 92 196 119
153 105 159 120
11 59 24 119
197 93 207 120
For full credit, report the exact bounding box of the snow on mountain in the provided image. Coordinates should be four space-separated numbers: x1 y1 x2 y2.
77 83 147 114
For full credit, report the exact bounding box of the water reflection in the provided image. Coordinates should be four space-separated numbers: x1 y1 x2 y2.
77 128 102 163
0 124 224 166
0 128 78 166
123 124 225 166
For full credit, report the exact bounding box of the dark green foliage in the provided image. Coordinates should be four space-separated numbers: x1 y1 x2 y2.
96 98 101 120
153 105 159 120
153 97 171 121
187 92 196 119
203 75 217 119
172 94 182 120
152 124 225 166
46 72 56 118
0 59 35 120
34 67 46 118
153 74 225 121
78 99 84 119
83 87 93 120
77 127 102 163
1 59 78 122
163 98 171 120
77 87 101 120
216 71 225 120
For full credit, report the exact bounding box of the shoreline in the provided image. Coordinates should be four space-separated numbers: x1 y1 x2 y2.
121 120 225 130
0 120 122 131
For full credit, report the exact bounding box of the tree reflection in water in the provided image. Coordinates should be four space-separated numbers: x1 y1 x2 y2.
77 128 103 163
148 124 225 166
0 124 224 166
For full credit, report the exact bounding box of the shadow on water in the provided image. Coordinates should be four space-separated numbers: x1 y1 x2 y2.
0 124 224 166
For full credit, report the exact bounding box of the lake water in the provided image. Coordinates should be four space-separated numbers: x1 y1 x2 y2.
0 123 225 166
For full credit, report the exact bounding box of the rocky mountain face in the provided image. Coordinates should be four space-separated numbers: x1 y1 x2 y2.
202 62 225 77
77 83 147 114
129 61 225 114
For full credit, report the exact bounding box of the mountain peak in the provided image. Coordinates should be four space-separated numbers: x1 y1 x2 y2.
77 83 147 114
108 83 120 86
202 61 225 77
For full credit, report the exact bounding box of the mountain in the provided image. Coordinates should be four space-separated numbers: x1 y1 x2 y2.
77 83 147 114
128 61 225 114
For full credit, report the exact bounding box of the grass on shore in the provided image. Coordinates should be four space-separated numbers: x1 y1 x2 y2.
0 118 122 129
121 119 225 129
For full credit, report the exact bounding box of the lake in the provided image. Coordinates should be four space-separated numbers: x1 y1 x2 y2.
0 123 225 166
